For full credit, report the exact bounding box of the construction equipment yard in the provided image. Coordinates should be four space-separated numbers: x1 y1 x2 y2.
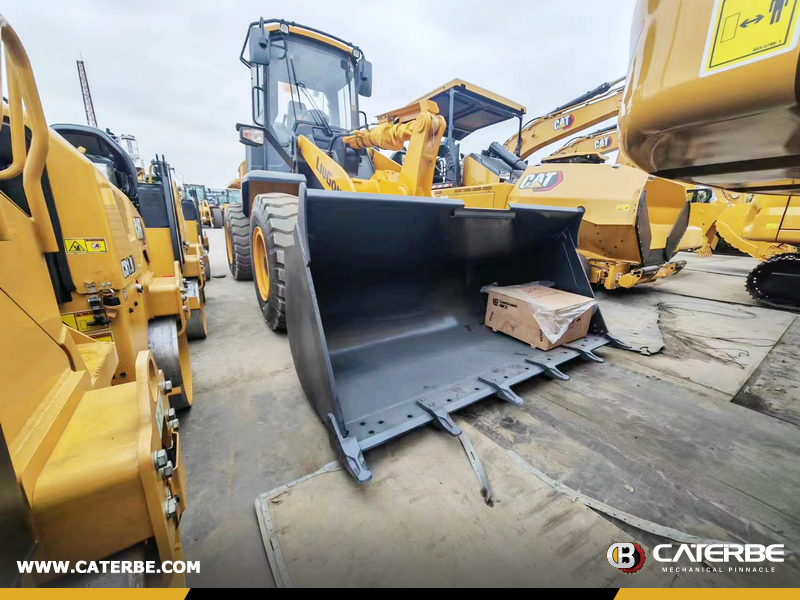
3 1 800 592
179 230 799 587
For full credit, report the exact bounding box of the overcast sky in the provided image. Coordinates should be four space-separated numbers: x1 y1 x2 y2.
5 0 637 188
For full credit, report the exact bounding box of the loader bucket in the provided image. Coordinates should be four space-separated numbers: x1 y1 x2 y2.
286 188 613 483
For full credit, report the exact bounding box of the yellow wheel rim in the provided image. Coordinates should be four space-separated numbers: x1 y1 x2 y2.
253 226 270 302
225 222 234 265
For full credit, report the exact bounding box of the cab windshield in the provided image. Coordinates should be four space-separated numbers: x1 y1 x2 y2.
267 37 357 139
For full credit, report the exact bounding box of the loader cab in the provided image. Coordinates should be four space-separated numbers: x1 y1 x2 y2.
184 184 207 202
412 80 527 188
238 19 373 185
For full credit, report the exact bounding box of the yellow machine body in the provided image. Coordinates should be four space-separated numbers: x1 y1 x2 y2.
716 195 799 259
439 162 692 289
48 137 192 406
419 78 693 290
0 16 186 585
621 0 800 308
621 0 800 195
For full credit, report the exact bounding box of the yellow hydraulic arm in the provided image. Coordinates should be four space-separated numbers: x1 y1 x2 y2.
505 78 624 160
298 100 446 197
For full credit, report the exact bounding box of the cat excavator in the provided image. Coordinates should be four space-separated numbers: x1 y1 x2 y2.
620 0 800 309
0 15 187 585
233 18 619 482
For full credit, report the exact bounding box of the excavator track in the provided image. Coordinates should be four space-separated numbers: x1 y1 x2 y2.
745 253 800 310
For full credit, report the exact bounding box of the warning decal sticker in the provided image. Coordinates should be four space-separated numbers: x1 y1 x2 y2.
702 0 800 76
65 237 108 254
61 310 110 334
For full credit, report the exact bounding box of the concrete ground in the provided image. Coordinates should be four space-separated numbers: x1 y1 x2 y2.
180 228 330 588
179 237 800 587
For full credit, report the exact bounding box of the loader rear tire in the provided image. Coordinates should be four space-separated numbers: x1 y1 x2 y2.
211 206 223 229
224 203 253 280
250 193 298 331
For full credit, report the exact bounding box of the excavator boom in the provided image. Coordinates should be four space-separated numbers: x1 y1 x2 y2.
505 78 624 160
542 125 619 164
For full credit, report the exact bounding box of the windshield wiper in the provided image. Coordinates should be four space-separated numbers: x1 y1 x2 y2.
288 55 334 138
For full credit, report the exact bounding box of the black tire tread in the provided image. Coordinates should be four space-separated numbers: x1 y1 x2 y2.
250 193 299 331
225 203 253 280
211 206 224 229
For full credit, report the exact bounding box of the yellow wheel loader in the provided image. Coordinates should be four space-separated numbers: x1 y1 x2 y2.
234 18 622 483
0 16 186 585
417 79 699 290
186 184 222 229
138 155 210 339
621 0 800 309
178 179 213 284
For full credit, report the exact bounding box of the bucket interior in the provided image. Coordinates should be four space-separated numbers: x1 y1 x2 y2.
303 193 597 435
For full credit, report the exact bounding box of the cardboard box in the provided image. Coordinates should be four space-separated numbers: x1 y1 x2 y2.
484 283 597 350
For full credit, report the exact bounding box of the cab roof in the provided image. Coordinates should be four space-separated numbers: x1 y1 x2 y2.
412 79 526 140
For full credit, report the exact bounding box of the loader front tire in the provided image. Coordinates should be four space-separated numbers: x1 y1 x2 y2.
224 203 253 280
211 206 224 229
250 193 298 331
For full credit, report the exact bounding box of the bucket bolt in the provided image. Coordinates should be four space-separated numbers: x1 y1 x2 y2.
165 496 179 521
166 408 180 431
154 449 168 469
154 449 174 480
160 379 173 394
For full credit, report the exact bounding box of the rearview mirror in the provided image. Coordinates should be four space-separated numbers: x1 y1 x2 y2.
249 28 271 65
357 59 372 97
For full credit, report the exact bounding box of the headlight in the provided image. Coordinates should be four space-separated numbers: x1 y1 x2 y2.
238 125 265 146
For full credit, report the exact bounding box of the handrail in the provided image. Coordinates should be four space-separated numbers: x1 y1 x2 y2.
0 16 57 252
